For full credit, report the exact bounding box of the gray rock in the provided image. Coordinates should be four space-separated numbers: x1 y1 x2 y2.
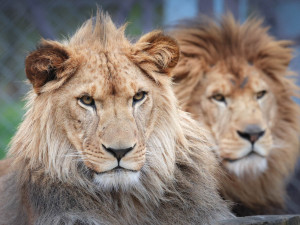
219 215 300 225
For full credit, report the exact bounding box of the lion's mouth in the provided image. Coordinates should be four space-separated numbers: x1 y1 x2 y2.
92 166 141 189
93 166 138 175
224 150 265 163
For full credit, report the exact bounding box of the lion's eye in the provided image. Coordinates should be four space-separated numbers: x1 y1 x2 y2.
256 90 267 100
133 91 147 104
212 94 226 103
80 95 95 106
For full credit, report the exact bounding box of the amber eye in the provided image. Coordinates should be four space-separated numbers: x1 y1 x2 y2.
256 90 267 100
133 91 147 104
212 94 226 103
79 95 95 106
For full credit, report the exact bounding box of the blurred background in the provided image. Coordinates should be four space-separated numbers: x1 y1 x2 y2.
0 0 299 212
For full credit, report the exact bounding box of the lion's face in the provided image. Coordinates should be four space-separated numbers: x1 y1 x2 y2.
24 16 179 190
188 63 277 177
56 52 158 188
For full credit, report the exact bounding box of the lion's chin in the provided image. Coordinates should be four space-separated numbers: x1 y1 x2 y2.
224 154 268 178
93 169 141 191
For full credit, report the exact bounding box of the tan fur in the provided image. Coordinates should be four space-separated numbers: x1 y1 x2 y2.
0 158 12 177
0 12 232 224
170 15 300 215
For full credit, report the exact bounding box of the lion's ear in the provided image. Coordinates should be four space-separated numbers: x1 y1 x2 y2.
25 40 78 94
131 31 179 78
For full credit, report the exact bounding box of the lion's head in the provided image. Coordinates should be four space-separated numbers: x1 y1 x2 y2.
187 62 277 177
171 15 300 214
10 13 179 191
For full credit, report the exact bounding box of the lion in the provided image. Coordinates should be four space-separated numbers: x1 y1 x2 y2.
0 12 233 224
170 15 300 216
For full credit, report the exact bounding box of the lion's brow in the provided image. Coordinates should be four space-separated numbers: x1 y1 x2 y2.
240 77 248 89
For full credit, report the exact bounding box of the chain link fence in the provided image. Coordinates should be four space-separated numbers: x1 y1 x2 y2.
0 0 299 213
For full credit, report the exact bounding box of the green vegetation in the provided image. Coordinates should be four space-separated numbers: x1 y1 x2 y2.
126 3 143 36
0 101 24 159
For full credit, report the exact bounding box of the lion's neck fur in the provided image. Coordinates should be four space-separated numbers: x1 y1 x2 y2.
1 91 231 224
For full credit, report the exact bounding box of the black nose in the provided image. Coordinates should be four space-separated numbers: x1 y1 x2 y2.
237 125 265 144
102 144 135 161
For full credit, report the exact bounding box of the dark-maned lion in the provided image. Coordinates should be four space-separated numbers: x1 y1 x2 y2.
170 15 300 216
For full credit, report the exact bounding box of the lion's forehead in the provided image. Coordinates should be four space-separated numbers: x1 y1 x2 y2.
206 67 267 96
75 50 143 97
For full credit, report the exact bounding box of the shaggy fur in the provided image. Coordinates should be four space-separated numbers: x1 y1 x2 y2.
170 15 300 216
0 12 232 224
0 158 12 177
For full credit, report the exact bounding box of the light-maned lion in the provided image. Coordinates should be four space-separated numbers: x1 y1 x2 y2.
0 12 232 224
170 15 300 216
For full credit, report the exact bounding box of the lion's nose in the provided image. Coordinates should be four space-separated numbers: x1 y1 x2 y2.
102 144 136 161
237 125 265 144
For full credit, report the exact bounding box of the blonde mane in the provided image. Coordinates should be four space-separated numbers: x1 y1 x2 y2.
170 14 300 215
68 12 130 51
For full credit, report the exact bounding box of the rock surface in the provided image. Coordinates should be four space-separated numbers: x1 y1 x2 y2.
220 215 300 225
